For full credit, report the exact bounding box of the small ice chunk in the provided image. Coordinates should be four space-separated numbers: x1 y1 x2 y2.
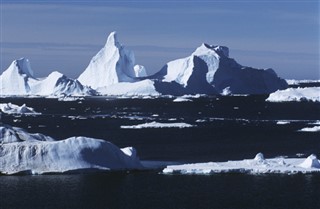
254 153 265 161
299 154 320 169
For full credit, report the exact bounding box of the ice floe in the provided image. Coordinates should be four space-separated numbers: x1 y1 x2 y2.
0 103 40 115
120 121 194 129
0 125 143 175
298 126 320 132
163 153 320 175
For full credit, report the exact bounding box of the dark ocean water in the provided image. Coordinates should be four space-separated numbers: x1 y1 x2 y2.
0 96 320 209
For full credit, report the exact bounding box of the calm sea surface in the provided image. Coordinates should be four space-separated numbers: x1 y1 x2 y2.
0 96 319 209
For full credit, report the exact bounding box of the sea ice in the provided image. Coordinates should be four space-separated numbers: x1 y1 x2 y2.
120 121 195 129
298 126 320 132
0 103 40 115
163 153 320 175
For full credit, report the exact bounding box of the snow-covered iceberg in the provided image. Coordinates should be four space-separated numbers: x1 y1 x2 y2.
163 153 320 175
266 87 320 102
2 32 288 96
0 125 143 175
0 58 95 96
0 103 40 115
152 43 288 95
78 31 139 89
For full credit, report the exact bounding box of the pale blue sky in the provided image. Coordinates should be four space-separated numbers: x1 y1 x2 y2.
1 0 319 79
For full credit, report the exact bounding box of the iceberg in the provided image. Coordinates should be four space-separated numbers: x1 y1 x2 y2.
97 79 159 96
153 43 288 95
2 32 288 96
298 126 320 132
0 125 143 175
0 103 40 115
31 71 95 96
134 65 148 77
0 58 95 96
78 31 138 89
163 153 320 175
0 58 36 95
266 87 320 102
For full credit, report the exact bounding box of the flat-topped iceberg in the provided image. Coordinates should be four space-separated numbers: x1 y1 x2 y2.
0 125 143 175
163 153 320 175
266 87 320 102
0 103 40 115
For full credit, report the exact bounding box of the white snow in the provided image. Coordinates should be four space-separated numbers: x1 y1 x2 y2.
120 121 194 129
0 103 40 115
266 87 320 102
0 125 143 175
0 58 95 96
298 126 320 132
163 153 320 175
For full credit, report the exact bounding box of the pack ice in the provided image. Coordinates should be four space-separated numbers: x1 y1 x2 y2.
0 125 143 175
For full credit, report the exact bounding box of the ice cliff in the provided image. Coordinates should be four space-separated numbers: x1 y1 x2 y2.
0 125 143 174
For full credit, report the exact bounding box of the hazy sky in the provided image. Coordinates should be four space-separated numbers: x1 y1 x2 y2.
1 0 319 79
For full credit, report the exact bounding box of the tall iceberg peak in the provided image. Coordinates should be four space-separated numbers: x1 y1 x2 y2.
194 43 229 58
0 58 37 95
78 31 138 89
10 58 35 78
105 31 120 47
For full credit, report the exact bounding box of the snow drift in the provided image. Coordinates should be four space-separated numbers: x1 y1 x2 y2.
0 125 143 174
0 58 95 96
163 153 320 175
